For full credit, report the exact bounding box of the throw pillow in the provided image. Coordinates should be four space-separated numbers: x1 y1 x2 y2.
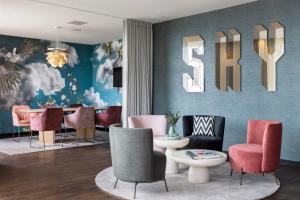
192 116 215 136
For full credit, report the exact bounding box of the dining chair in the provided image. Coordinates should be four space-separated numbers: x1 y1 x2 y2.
64 106 95 144
29 108 64 149
12 105 31 141
70 104 83 108
95 106 122 132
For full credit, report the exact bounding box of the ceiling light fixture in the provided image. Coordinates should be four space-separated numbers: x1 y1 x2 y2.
45 26 68 68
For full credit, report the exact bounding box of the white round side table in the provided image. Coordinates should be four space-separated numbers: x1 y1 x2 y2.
154 137 189 174
172 149 227 183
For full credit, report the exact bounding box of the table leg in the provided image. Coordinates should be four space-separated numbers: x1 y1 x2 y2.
76 128 94 139
39 131 55 144
188 166 209 183
165 148 178 174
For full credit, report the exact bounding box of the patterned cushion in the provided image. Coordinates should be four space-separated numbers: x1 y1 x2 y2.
192 116 215 136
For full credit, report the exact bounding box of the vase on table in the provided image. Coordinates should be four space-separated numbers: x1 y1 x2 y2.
168 125 177 137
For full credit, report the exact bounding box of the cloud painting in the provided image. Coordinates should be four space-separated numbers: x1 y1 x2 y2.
83 87 108 108
0 63 65 109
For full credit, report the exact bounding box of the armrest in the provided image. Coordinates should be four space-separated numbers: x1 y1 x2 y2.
262 123 282 172
214 116 225 141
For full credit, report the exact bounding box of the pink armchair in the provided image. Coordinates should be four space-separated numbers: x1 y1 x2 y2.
30 108 64 149
128 115 167 152
12 105 31 141
64 106 95 143
229 120 282 185
95 106 122 131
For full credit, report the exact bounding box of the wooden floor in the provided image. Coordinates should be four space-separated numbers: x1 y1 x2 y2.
0 144 299 200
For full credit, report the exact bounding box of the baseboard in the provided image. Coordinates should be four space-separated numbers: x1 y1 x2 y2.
280 159 300 168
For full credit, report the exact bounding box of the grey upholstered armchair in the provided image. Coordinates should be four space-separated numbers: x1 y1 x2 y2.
109 124 168 199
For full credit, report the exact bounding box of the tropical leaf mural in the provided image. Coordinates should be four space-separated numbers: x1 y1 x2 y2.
0 39 42 96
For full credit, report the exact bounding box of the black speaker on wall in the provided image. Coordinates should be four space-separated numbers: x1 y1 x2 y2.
113 67 122 88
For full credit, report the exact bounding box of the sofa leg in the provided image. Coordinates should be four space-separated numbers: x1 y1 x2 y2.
113 178 118 189
230 169 233 176
134 182 138 199
240 168 244 185
273 171 279 185
164 179 168 192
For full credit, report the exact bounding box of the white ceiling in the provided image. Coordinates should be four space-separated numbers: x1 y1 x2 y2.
0 0 257 45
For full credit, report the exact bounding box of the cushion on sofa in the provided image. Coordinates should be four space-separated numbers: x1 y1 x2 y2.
192 116 215 136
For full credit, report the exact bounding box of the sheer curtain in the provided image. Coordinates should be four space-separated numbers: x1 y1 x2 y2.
122 19 153 127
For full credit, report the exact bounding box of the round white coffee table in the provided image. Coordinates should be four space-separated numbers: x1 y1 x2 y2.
172 149 227 183
154 137 189 174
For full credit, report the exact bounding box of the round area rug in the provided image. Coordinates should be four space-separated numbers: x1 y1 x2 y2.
95 163 280 200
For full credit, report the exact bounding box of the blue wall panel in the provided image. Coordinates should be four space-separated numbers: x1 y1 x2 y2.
153 0 300 161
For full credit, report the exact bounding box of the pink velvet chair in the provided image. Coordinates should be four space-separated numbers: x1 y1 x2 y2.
64 106 95 143
30 108 64 149
12 105 31 141
229 120 282 185
128 115 167 152
95 106 122 131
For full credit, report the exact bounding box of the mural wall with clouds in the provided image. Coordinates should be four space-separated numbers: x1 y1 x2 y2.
91 40 122 107
0 34 122 134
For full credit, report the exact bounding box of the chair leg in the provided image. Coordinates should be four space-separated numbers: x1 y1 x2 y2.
84 128 87 142
240 168 244 185
64 127 68 137
12 126 15 138
60 129 63 147
262 173 265 176
230 169 233 176
42 131 45 150
75 131 79 145
134 182 138 199
114 178 118 189
164 179 168 192
273 171 279 185
30 130 33 147
18 127 21 142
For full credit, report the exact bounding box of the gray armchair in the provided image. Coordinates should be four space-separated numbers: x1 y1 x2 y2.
109 124 168 199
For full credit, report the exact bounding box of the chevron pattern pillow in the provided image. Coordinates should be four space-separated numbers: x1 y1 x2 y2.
192 116 215 136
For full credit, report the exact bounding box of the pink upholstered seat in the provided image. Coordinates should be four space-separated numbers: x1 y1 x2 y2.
95 106 122 129
12 105 31 141
128 115 167 152
30 108 64 149
229 120 282 175
12 105 31 127
64 107 94 129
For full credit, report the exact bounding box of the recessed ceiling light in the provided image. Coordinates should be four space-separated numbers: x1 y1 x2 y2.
67 20 88 26
71 28 82 32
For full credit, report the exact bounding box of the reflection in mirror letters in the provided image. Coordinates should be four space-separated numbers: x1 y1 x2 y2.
216 29 241 92
182 35 204 92
253 22 284 92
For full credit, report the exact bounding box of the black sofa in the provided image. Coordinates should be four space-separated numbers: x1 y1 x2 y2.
182 115 225 151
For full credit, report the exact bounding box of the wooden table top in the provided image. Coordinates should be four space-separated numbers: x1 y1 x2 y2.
18 107 105 113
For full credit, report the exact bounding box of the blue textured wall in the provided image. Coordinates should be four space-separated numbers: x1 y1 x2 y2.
153 0 300 161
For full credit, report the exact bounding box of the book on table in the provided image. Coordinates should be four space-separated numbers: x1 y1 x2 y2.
185 150 223 160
